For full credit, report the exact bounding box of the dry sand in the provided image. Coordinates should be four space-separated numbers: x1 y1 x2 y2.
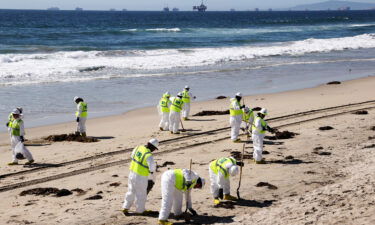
0 76 375 225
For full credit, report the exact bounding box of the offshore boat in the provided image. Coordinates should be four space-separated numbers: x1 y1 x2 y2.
75 7 83 11
47 7 60 11
172 7 179 12
163 6 170 12
193 1 207 12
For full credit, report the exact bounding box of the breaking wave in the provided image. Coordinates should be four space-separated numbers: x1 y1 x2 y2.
1 33 375 86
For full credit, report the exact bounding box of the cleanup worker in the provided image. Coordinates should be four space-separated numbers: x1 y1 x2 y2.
252 108 273 164
122 139 158 215
209 157 243 205
158 92 172 131
242 106 254 136
230 93 245 142
6 107 22 128
158 168 205 225
8 108 34 165
169 92 184 134
74 96 88 137
181 86 196 120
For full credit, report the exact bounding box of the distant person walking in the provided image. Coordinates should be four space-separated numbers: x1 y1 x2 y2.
74 96 88 137
229 93 245 142
7 108 34 165
181 85 196 120
158 92 172 131
169 92 184 134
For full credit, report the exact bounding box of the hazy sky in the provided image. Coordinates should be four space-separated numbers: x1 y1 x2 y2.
1 0 375 11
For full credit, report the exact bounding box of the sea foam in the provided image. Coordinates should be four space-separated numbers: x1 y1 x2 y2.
1 33 375 86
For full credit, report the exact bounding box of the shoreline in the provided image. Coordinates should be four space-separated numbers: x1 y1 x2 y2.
1 75 374 145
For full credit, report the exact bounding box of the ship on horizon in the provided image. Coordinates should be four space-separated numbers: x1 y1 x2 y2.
193 1 207 12
163 6 170 12
172 7 179 12
47 7 60 11
75 7 83 11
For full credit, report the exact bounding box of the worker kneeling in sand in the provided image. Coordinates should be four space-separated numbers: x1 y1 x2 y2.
74 96 88 137
181 85 196 120
8 109 34 165
252 108 274 164
230 93 245 142
169 92 184 134
122 139 158 215
209 157 243 205
158 92 172 131
158 169 205 225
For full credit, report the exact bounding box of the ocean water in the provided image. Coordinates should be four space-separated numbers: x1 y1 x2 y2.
1 10 375 131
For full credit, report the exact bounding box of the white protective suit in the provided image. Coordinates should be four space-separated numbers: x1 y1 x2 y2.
157 98 171 131
122 147 156 213
14 142 34 162
9 119 26 163
76 102 87 133
229 98 243 141
158 169 199 221
209 161 235 197
252 116 267 162
169 97 183 134
182 91 193 118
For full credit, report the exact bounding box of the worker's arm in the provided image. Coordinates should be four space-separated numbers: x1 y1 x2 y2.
77 103 83 118
20 120 25 136
146 155 156 181
189 92 196 100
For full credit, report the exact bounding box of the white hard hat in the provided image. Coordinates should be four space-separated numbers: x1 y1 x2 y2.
177 92 183 97
229 165 239 177
74 96 80 102
236 92 242 97
16 107 23 114
184 85 190 89
260 108 268 115
148 138 159 149
12 108 21 115
244 106 250 113
165 91 170 96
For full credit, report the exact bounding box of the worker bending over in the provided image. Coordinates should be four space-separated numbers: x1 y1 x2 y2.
209 157 243 205
242 106 254 136
252 108 274 164
74 96 88 137
122 139 158 215
158 169 205 225
169 92 184 134
158 92 171 131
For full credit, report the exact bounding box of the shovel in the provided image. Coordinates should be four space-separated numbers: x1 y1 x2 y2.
236 143 245 200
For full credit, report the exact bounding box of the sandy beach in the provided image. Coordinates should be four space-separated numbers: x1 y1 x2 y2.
1 76 375 225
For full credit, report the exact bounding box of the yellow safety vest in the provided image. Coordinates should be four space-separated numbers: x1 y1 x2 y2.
243 110 254 123
129 146 152 176
229 99 242 116
182 90 190 103
252 116 267 134
10 119 22 136
76 102 88 118
174 169 197 191
210 157 236 179
8 113 14 127
159 95 171 113
170 98 184 113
